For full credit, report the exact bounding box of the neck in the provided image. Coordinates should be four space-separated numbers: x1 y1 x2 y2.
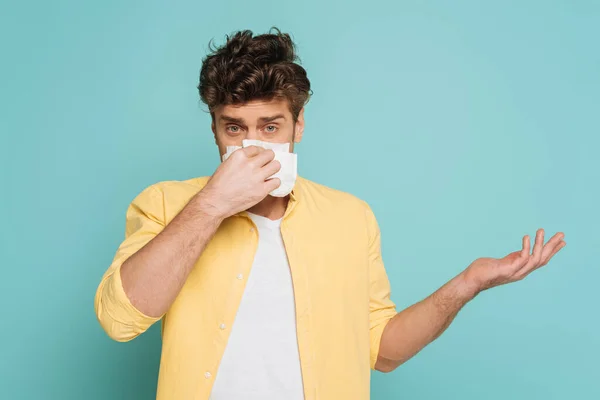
247 195 289 220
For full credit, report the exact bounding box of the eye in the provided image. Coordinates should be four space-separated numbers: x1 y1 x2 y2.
226 125 241 134
264 125 278 133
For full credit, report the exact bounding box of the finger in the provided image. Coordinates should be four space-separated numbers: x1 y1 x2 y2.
251 148 276 167
514 235 531 269
506 235 529 275
242 145 265 158
264 177 281 193
527 232 564 274
530 229 545 267
538 240 566 268
515 229 545 275
539 232 565 262
259 159 281 179
522 235 530 257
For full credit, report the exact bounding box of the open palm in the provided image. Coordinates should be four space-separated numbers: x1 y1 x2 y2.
465 229 566 292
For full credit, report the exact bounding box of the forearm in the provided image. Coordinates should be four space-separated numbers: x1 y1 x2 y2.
377 272 480 370
120 191 223 317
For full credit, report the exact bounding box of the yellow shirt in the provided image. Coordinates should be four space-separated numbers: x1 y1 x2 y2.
95 175 398 400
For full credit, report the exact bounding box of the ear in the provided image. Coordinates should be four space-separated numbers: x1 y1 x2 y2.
294 107 305 144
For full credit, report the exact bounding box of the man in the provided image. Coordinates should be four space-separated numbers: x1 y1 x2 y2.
94 28 566 400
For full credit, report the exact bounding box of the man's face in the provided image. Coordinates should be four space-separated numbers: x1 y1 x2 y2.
211 98 305 158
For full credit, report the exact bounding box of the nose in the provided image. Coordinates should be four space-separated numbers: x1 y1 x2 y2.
246 130 260 140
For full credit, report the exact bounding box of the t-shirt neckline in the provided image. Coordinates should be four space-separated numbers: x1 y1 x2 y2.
246 212 282 229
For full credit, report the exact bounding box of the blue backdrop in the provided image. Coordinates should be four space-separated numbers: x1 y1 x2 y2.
1 1 598 399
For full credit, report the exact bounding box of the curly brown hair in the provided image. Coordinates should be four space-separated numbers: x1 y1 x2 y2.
198 27 312 122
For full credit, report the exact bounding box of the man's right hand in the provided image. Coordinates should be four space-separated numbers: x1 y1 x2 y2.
198 146 282 219
112 147 279 324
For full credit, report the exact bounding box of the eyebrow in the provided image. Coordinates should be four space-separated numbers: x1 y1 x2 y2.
220 115 246 125
258 114 286 123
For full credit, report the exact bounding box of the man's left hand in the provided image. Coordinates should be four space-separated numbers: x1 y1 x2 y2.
463 229 566 294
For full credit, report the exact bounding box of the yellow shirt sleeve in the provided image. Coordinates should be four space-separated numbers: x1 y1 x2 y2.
364 202 398 370
94 184 165 342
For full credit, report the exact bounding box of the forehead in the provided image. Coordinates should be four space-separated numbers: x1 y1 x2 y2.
214 98 291 122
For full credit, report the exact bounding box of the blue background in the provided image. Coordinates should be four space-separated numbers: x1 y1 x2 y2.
1 1 598 399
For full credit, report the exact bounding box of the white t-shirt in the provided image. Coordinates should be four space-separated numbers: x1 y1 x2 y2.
209 212 305 400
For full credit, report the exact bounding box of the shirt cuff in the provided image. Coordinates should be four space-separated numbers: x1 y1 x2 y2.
97 261 161 341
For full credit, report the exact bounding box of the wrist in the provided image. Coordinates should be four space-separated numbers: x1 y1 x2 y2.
430 272 478 316
192 190 228 222
457 269 483 300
